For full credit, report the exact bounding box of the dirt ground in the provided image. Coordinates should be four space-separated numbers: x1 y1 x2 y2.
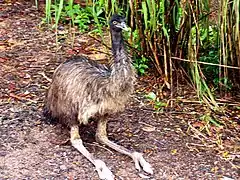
0 1 239 180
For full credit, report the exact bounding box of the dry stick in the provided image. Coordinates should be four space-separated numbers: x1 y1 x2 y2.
85 142 114 155
163 40 168 83
148 40 162 74
138 121 155 128
188 122 208 140
173 98 240 106
129 0 134 48
38 72 52 82
188 123 228 149
171 56 240 70
168 43 173 108
88 48 111 56
9 93 38 104
178 100 240 106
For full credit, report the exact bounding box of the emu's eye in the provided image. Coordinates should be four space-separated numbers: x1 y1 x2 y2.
113 21 117 25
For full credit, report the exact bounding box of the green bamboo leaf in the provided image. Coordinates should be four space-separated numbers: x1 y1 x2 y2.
45 0 52 23
142 1 148 30
145 92 156 100
55 0 64 27
162 26 169 39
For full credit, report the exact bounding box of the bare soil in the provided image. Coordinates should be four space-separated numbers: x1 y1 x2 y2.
0 1 239 180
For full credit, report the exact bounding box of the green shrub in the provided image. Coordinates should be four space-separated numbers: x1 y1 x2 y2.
133 56 149 75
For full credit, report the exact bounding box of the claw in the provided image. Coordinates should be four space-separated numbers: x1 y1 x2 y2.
132 152 154 175
141 160 153 175
134 158 141 172
95 159 115 180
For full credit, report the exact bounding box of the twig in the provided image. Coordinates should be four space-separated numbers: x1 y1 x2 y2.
216 98 240 105
88 48 111 56
38 72 52 82
166 111 199 115
9 93 38 104
188 122 208 140
172 98 240 106
85 142 114 155
172 99 202 103
171 56 240 70
186 142 215 147
138 121 155 128
186 143 200 152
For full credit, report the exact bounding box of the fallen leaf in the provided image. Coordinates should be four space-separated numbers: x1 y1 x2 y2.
7 38 24 48
211 166 218 173
8 83 16 91
142 126 156 132
222 151 229 159
0 57 9 62
88 53 107 60
171 149 177 155
192 121 205 128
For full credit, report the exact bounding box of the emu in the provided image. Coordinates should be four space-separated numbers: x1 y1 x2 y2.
44 14 153 179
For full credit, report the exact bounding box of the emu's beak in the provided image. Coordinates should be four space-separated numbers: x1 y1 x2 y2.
118 22 129 31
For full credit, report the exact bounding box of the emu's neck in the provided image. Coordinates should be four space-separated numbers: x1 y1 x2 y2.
107 30 135 97
111 30 128 64
109 30 135 87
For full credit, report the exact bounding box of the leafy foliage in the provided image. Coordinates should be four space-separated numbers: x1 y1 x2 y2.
48 1 107 33
200 50 219 82
200 113 222 127
145 92 167 111
133 56 149 75
60 4 91 31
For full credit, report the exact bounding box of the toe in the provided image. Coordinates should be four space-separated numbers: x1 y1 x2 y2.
142 163 153 175
95 159 115 180
134 160 141 172
132 152 154 175
139 156 153 174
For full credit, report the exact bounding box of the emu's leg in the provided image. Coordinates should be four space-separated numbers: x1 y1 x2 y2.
96 118 153 175
70 125 114 180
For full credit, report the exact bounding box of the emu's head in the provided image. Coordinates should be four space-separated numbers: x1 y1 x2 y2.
110 14 128 32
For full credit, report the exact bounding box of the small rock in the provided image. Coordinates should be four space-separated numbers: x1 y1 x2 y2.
221 176 234 180
60 165 67 171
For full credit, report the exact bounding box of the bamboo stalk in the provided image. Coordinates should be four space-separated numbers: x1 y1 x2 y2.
171 56 240 70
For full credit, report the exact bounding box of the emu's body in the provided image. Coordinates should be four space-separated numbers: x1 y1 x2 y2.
46 53 135 126
44 15 153 180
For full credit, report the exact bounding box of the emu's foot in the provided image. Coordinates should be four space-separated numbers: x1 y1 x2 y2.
132 152 153 175
95 159 114 180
